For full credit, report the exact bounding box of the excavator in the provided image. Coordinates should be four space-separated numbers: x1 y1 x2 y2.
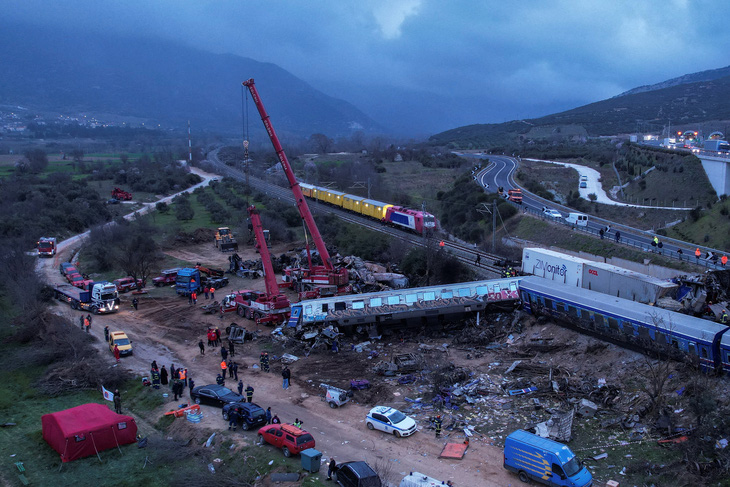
242 79 350 300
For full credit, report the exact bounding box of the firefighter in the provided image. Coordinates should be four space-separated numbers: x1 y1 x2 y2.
216 373 224 386
722 309 728 325
220 360 228 378
262 352 270 372
228 407 239 431
245 384 254 403
434 415 443 438
696 248 702 261
151 368 160 389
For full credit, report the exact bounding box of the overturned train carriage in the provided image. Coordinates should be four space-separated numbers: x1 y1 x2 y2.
520 276 730 375
288 277 522 332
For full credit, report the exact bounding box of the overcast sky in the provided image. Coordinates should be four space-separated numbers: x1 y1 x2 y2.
7 0 730 135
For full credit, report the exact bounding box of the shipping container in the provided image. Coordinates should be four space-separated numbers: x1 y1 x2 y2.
521 248 584 287
582 262 677 304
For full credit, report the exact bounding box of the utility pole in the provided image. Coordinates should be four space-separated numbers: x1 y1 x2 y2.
492 200 497 254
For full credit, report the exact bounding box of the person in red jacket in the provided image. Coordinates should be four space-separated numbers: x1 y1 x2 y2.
113 344 120 363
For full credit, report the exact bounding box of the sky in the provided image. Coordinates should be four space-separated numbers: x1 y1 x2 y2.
6 0 730 135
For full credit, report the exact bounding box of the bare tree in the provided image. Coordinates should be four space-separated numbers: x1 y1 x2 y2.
310 133 333 154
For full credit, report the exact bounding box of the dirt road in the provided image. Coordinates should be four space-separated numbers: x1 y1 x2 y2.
36 170 516 486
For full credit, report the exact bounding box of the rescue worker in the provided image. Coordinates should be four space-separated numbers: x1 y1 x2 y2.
722 309 728 325
245 384 254 403
113 389 122 414
151 368 160 389
83 316 90 333
104 325 110 342
204 286 209 299
220 360 228 378
228 406 239 431
238 380 244 396
262 352 270 372
228 340 235 358
696 248 702 261
79 315 84 330
227 360 234 378
434 415 443 438
294 418 303 428
723 255 728 266
271 414 281 424
216 373 224 386
266 407 272 424
232 361 239 381
132 297 138 310
210 287 216 300
198 339 205 355
179 368 187 387
188 378 195 398
475 254 481 266
221 346 228 361
113 344 120 363
615 231 621 243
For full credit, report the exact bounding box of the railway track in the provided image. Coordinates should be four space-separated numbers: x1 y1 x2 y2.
207 154 506 277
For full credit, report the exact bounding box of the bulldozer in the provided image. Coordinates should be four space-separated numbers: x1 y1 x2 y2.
215 227 238 252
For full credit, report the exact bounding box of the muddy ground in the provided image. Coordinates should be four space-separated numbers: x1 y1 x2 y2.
40 232 730 486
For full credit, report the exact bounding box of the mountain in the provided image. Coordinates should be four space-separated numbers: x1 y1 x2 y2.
617 65 730 97
430 67 730 146
0 23 384 138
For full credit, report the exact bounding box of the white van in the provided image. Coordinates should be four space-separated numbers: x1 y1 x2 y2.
565 212 588 227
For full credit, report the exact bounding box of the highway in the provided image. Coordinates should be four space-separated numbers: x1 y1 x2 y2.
461 153 728 271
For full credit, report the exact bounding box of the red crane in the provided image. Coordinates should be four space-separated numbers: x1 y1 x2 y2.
245 205 290 325
242 78 349 298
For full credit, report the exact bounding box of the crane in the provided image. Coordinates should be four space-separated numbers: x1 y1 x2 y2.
242 78 349 298
244 205 290 325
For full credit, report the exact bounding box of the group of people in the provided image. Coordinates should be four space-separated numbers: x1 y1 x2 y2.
145 361 194 401
202 285 216 299
259 352 269 372
206 327 222 347
79 314 92 333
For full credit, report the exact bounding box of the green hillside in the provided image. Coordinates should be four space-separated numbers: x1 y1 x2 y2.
430 75 730 147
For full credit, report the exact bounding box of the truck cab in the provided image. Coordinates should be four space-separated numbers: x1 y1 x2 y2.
504 430 592 487
153 268 180 287
37 237 57 257
175 268 201 296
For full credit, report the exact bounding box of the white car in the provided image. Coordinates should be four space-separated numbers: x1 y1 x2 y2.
542 208 562 219
366 406 417 437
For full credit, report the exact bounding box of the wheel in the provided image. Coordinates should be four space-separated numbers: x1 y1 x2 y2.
329 402 337 409
393 430 401 438
194 397 201 405
282 446 291 457
92 306 100 315
71 301 78 310
518 471 530 483
366 422 375 430
222 410 229 421
237 306 246 317
258 434 265 445
241 421 250 431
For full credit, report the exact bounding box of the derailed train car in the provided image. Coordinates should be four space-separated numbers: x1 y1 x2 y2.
287 277 522 332
300 182 436 234
519 276 730 375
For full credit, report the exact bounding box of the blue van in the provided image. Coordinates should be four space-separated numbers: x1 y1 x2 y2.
504 430 592 487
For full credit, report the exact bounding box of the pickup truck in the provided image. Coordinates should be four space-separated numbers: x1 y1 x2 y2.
153 268 181 286
113 276 146 293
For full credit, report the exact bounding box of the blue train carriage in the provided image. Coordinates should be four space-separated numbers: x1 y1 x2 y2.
288 277 522 331
520 276 730 375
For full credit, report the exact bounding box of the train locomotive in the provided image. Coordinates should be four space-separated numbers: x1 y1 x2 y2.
519 276 730 376
299 182 437 234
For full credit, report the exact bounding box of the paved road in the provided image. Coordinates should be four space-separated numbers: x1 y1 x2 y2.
459 153 727 271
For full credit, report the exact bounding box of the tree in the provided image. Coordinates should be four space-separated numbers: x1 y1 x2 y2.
310 133 333 154
588 193 597 202
70 149 84 165
115 219 161 288
24 149 48 173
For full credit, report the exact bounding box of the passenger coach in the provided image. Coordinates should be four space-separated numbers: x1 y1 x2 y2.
520 277 730 375
288 278 521 331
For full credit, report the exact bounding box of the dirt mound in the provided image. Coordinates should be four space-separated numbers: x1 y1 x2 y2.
174 228 215 245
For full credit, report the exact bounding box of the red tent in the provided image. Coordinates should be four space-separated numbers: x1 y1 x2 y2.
42 403 138 462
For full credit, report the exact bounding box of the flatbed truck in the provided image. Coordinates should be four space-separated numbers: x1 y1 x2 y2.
53 282 120 314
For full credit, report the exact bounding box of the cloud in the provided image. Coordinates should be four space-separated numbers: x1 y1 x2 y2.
371 0 422 39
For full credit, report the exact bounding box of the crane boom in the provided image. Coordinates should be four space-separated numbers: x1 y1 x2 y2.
247 205 281 297
242 78 333 271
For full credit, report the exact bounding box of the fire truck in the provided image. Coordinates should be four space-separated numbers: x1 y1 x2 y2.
37 237 57 257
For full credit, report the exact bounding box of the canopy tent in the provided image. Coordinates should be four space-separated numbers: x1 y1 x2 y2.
42 403 137 462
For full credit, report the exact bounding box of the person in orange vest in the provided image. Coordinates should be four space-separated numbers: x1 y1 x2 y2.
179 368 187 387
722 255 728 266
695 248 702 262
439 241 445 248
210 287 216 300
191 291 198 304
220 360 228 378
